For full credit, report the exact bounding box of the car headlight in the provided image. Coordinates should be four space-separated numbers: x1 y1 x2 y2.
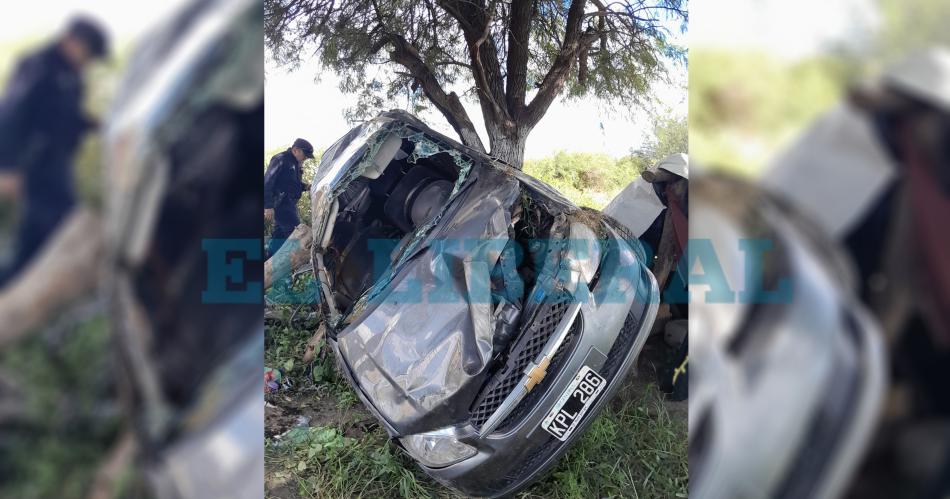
400 428 477 468
569 222 602 284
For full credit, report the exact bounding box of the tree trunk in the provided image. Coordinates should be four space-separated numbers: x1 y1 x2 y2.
0 208 103 346
264 223 313 290
456 122 487 154
486 124 529 169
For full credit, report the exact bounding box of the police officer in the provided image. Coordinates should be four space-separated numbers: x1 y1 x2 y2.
265 138 313 257
0 16 109 285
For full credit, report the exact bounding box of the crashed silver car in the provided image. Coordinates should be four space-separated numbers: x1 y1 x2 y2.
308 111 659 497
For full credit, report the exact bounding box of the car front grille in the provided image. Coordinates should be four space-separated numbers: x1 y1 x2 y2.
470 290 578 430
503 303 643 486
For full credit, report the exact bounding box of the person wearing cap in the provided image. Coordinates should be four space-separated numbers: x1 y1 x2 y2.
264 138 314 257
763 46 950 347
0 15 109 286
604 153 689 398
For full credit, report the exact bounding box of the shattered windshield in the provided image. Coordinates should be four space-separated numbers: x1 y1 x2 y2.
311 117 480 328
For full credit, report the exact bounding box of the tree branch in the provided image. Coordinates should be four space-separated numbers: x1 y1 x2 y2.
438 0 513 133
525 0 594 128
505 0 533 114
387 34 487 151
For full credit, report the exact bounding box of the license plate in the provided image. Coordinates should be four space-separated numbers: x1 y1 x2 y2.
541 365 607 441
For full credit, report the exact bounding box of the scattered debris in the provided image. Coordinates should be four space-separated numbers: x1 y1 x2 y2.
265 367 292 393
301 324 326 364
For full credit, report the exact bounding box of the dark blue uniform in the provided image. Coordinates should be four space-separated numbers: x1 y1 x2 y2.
264 149 306 256
0 44 94 284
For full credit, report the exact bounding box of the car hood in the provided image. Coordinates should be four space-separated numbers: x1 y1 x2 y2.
336 160 523 435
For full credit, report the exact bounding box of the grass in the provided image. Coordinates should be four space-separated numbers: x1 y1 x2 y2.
266 425 434 499
0 314 124 499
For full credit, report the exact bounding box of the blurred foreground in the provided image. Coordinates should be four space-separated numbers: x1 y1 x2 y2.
0 0 263 497
689 1 950 497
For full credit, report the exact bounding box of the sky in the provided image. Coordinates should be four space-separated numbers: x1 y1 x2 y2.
690 0 881 60
0 1 191 45
265 18 688 159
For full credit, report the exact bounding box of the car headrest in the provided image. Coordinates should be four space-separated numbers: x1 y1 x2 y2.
362 134 404 179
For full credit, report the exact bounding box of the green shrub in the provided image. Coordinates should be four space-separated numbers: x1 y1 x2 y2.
523 151 651 210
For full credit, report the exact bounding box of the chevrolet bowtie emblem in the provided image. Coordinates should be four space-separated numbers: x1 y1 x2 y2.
524 356 552 392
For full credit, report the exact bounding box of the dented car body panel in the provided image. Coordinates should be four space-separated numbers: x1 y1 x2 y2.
310 110 658 497
337 164 521 434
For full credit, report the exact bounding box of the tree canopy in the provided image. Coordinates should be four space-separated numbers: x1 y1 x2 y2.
265 0 687 167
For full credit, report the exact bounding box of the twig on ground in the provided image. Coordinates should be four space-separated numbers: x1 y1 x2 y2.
86 430 137 499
